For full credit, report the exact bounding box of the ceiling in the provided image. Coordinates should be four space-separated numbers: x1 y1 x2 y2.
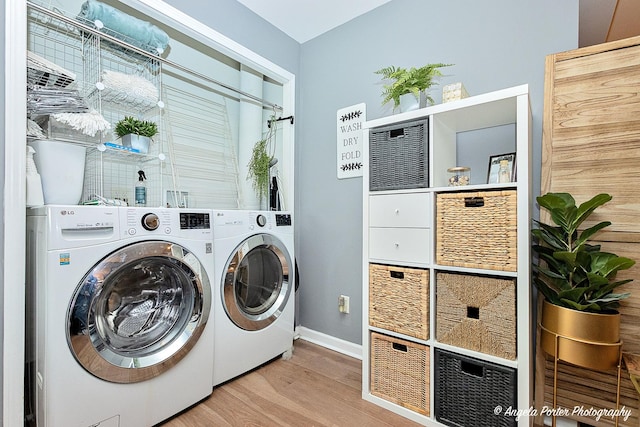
237 0 640 47
235 0 391 44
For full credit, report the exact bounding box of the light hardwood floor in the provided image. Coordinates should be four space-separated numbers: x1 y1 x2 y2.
159 339 421 426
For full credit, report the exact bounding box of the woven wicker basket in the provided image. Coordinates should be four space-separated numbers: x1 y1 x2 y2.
369 119 428 191
435 349 517 427
436 271 516 360
369 264 429 340
436 190 517 271
370 332 430 415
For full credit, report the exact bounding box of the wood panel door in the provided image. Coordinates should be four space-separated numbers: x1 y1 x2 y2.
538 35 640 427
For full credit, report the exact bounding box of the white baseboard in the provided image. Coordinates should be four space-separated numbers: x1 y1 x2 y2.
295 326 362 360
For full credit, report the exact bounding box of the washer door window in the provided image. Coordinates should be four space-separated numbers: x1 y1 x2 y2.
67 240 211 383
223 234 292 331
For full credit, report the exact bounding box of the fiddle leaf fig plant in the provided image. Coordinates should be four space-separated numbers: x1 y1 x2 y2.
375 63 452 109
532 192 635 313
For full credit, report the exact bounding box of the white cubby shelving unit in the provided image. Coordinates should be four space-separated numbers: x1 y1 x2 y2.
362 84 532 426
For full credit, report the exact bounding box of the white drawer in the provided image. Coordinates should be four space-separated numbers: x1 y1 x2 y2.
369 193 431 228
369 227 430 265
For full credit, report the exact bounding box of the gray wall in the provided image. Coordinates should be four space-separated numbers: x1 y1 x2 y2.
295 0 579 344
164 0 300 77
1 0 5 421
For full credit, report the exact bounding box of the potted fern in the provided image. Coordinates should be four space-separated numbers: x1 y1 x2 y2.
375 63 452 112
247 116 277 206
115 116 158 154
532 192 635 370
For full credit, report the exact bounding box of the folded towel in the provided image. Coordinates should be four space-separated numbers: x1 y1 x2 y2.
77 0 169 55
100 70 158 110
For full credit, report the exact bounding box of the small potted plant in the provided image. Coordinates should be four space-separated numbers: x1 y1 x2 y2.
375 63 452 112
114 116 158 154
532 192 635 370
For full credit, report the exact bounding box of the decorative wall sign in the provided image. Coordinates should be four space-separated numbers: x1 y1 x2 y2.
337 103 366 179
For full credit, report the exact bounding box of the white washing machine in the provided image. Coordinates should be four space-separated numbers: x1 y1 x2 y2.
25 205 215 427
212 210 295 386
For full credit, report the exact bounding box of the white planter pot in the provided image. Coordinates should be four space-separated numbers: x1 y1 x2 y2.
399 93 419 113
122 134 151 154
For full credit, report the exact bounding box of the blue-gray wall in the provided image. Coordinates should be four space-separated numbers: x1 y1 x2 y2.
164 0 300 77
1 0 6 421
295 0 579 344
151 0 580 347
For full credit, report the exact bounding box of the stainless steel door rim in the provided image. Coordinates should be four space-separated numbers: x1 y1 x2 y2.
67 240 211 383
222 233 292 331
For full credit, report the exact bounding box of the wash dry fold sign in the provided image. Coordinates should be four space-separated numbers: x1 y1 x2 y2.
337 103 366 179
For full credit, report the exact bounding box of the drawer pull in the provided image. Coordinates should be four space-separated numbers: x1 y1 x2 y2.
467 306 480 319
392 342 408 353
389 128 405 139
390 271 405 279
464 197 485 208
461 360 484 378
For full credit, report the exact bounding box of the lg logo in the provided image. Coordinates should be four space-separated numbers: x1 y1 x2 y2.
60 210 75 216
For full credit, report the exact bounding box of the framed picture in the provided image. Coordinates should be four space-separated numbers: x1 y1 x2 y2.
487 152 516 184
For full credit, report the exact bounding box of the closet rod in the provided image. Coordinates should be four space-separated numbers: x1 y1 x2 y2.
27 1 283 112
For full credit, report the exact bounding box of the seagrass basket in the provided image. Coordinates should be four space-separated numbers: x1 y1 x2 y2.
369 263 429 340
370 332 430 415
436 190 517 271
436 271 516 360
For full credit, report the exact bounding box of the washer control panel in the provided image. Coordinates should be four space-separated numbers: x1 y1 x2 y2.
180 212 211 229
120 207 211 239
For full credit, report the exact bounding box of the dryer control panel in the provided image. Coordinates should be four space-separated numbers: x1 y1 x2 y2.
275 213 292 227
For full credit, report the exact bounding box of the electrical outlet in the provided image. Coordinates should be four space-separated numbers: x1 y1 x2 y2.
338 295 350 314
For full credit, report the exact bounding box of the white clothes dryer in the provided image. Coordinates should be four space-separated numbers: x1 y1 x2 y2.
25 205 214 427
212 210 295 386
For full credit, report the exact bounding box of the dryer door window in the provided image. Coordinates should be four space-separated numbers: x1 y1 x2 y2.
67 240 211 383
223 234 292 331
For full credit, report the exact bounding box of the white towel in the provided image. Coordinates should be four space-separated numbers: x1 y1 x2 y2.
100 69 158 110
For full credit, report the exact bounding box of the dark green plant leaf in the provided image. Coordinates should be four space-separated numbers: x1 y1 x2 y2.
590 253 636 277
561 299 602 311
575 221 611 247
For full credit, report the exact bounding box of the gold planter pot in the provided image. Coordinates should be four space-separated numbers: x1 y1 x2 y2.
540 298 621 371
540 299 623 427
